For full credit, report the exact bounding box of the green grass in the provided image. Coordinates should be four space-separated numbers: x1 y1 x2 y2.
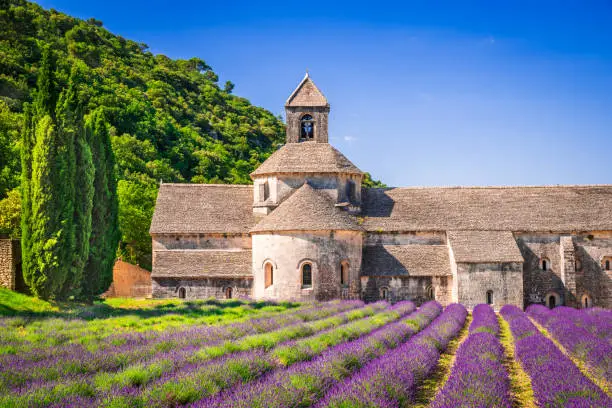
412 314 472 408
498 315 537 408
0 288 298 352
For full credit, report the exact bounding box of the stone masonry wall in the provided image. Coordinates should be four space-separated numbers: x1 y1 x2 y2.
152 277 252 299
518 233 612 308
455 262 523 310
285 106 329 143
252 230 362 302
0 239 20 290
573 232 612 309
359 275 442 305
152 234 251 251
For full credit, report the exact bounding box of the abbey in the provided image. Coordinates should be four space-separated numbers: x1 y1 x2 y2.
150 74 612 309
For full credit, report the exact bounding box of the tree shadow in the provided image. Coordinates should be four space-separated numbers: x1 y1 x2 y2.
0 296 285 323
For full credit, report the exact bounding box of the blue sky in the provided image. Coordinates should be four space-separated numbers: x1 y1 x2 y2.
37 1 612 187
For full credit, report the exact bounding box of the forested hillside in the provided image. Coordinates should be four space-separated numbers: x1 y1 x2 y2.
0 0 382 269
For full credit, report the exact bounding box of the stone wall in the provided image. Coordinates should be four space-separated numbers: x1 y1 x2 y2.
573 232 612 309
252 173 362 214
152 234 251 251
0 239 20 290
359 275 441 305
364 231 445 246
252 230 362 301
516 234 565 307
455 262 523 310
518 232 612 308
285 106 329 143
152 277 252 299
105 260 151 298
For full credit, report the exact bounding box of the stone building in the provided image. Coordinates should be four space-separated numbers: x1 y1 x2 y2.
150 74 612 309
0 235 21 291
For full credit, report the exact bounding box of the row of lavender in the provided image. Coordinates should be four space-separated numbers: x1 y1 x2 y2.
501 305 611 407
429 304 511 408
527 304 612 389
1 301 417 407
311 303 467 408
199 300 451 408
0 300 366 390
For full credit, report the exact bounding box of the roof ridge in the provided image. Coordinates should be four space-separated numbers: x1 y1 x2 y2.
367 184 612 190
285 74 329 107
161 183 252 188
251 183 362 233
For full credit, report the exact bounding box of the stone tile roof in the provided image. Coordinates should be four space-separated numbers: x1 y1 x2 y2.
448 230 523 263
361 185 612 232
285 73 329 107
251 142 363 177
150 184 256 234
362 244 451 277
251 184 363 233
152 250 252 278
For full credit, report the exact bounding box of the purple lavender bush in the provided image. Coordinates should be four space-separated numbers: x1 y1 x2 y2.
195 301 444 408
527 304 612 384
553 306 612 345
429 304 511 408
315 303 467 408
501 305 611 408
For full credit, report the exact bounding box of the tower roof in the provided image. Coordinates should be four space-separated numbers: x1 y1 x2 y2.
285 73 329 107
251 142 363 177
250 183 362 233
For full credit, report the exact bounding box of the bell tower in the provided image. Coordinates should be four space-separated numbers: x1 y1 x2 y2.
285 73 330 143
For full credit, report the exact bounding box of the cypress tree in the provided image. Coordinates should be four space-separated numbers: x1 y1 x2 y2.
28 115 63 298
82 109 119 300
20 102 34 291
22 47 61 298
22 48 82 299
57 66 92 299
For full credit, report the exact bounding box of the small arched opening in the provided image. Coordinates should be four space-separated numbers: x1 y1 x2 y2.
541 258 551 271
605 259 611 271
340 261 349 287
264 262 274 289
380 287 389 301
225 287 233 299
300 114 314 140
545 292 560 309
581 294 592 309
427 285 435 300
486 290 493 305
178 287 186 299
301 263 312 289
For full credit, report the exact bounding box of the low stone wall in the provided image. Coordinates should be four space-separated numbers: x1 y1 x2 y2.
105 260 152 298
0 239 20 290
152 277 252 299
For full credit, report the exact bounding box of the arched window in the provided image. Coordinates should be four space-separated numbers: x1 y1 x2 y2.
300 114 314 140
606 260 610 271
380 287 389 300
541 258 550 271
178 287 186 299
302 263 312 288
265 262 274 289
340 261 349 287
225 287 233 299
486 290 493 305
427 286 435 299
582 294 592 309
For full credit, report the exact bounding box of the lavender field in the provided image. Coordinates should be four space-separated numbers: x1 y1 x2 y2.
0 293 610 407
